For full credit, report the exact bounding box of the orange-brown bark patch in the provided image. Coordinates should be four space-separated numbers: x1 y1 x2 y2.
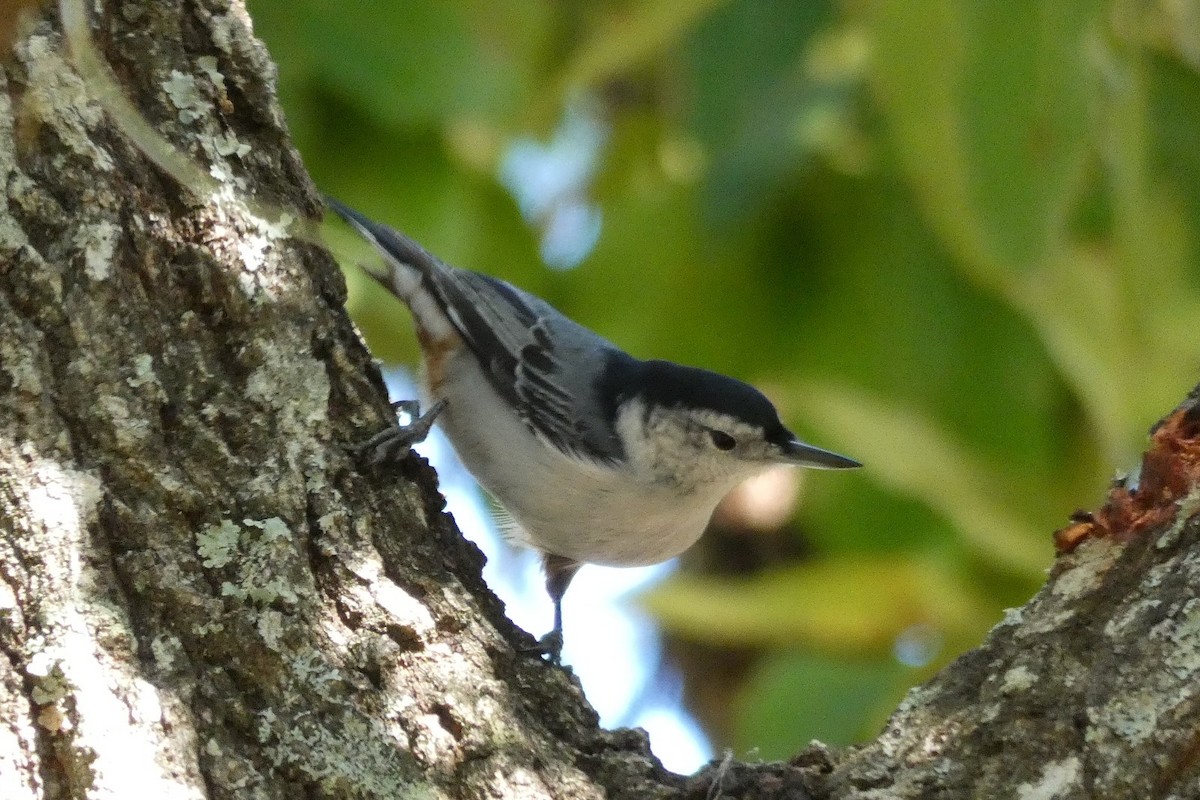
1054 404 1200 553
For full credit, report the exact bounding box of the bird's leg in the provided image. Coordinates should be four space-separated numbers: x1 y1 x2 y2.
523 553 581 665
353 398 448 465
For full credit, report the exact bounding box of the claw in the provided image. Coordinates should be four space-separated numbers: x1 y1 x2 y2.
353 398 448 465
520 630 564 665
390 399 422 417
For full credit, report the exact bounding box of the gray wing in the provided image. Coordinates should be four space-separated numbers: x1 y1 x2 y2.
428 266 630 465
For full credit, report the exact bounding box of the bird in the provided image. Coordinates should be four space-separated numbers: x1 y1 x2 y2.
324 197 861 663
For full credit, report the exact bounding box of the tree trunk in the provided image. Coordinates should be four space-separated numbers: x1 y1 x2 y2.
2 2 1198 799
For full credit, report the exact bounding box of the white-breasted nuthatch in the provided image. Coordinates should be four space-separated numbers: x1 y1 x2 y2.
325 197 861 663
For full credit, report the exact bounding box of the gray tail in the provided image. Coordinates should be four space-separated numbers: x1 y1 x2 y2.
322 195 440 282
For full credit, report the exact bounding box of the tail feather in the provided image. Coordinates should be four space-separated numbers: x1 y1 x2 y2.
323 195 458 344
323 196 439 271
323 195 440 296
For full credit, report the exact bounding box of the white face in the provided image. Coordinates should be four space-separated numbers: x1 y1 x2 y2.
615 398 789 494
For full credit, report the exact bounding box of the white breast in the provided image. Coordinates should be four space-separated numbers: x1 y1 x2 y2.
426 349 725 567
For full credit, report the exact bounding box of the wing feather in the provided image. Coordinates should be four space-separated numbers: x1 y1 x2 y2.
428 267 629 464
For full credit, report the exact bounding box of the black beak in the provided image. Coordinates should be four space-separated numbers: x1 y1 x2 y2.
779 438 861 470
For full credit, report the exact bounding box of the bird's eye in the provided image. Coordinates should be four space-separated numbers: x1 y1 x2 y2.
708 429 737 451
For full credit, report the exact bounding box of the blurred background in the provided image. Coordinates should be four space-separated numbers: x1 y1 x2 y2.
247 0 1200 773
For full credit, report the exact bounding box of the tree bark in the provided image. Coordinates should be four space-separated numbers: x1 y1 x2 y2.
2 2 1199 799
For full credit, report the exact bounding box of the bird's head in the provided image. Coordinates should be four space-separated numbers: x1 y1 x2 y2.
612 360 860 494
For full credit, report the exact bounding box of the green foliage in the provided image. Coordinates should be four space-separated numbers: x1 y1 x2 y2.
644 554 995 652
737 651 912 754
249 0 1200 759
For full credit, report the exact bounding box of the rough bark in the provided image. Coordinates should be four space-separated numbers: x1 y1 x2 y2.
2 2 1199 799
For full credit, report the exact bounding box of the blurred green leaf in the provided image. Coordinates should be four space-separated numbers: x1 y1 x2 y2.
736 652 909 754
751 156 1078 489
1146 54 1200 254
869 1 1096 275
681 0 842 221
249 0 547 129
556 0 725 93
645 555 994 653
795 382 1049 577
1005 245 1179 466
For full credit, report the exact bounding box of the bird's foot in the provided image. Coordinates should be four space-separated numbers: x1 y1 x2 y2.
520 629 564 666
353 398 448 465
